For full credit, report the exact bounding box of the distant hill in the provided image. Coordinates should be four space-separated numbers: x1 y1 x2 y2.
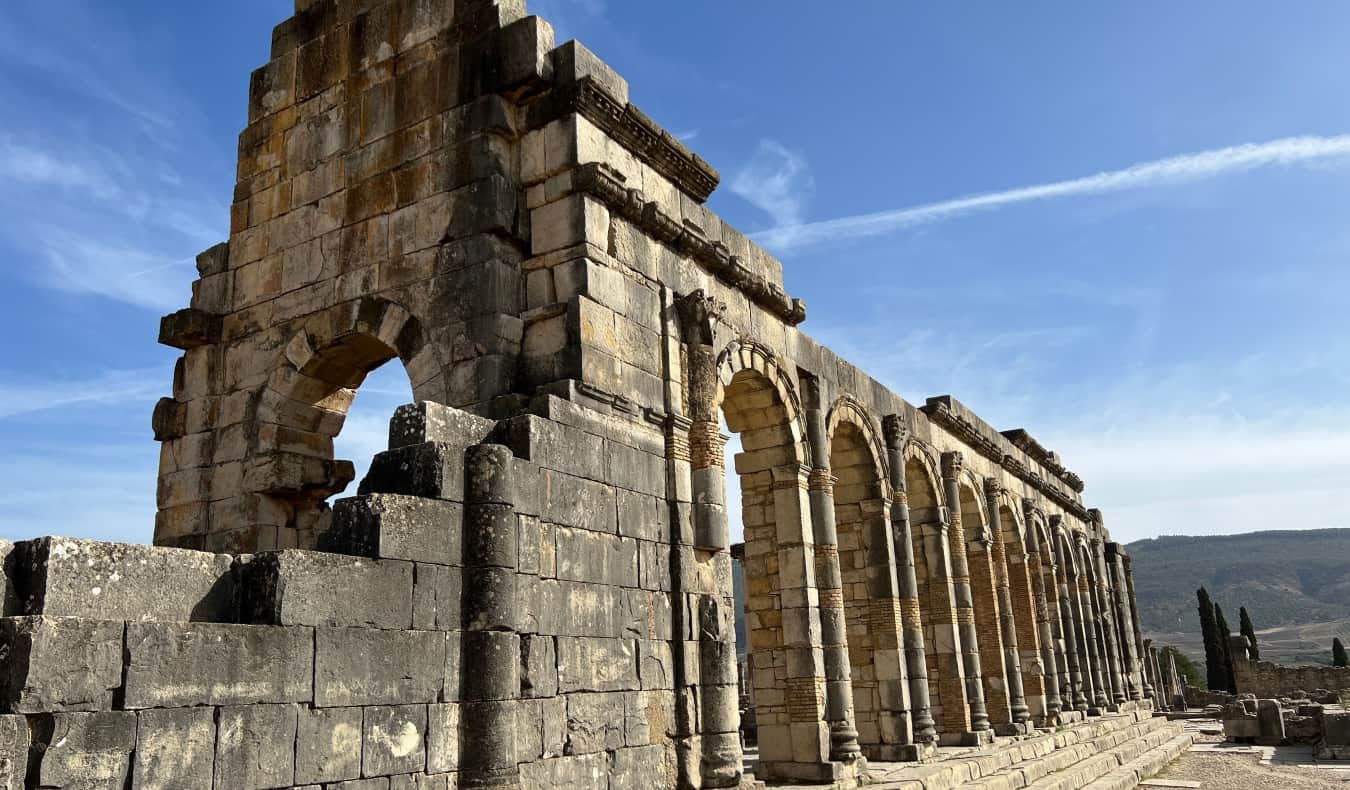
1129 528 1350 667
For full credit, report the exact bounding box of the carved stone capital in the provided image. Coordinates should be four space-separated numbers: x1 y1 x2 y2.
941 450 964 478
882 414 908 449
982 477 1003 498
674 288 725 346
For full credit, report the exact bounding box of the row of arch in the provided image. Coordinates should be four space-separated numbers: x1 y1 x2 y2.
699 339 1152 771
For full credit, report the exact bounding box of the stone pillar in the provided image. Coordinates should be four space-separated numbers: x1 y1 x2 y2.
461 444 522 789
941 453 992 735
675 296 746 787
1051 522 1089 713
1076 566 1109 714
883 416 938 748
1123 555 1153 701
803 382 862 763
985 480 1030 732
1106 543 1144 701
1022 504 1062 725
1089 534 1126 707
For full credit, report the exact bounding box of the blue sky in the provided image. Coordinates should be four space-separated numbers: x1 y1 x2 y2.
2 1 1348 546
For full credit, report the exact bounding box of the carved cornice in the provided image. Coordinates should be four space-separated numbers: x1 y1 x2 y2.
559 77 720 203
571 163 807 327
1001 428 1085 493
922 399 1091 521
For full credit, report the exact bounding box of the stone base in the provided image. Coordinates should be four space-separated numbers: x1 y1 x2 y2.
755 759 862 784
862 742 937 762
1059 710 1085 724
995 721 1036 737
938 729 996 747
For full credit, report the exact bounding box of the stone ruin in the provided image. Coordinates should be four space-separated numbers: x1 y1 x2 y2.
1213 636 1350 758
0 1 1171 788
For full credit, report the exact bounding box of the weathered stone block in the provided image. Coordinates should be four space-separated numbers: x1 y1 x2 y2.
557 637 638 693
159 307 222 350
360 442 466 502
555 526 638 588
29 711 135 789
0 542 16 617
315 627 445 706
296 706 363 785
612 744 671 789
427 703 461 774
215 703 299 790
242 550 413 629
389 775 452 790
566 691 627 754
133 707 216 790
412 563 462 630
542 470 617 534
364 704 427 777
124 621 313 708
329 494 464 566
518 752 609 789
0 715 27 790
389 401 496 452
521 634 558 698
0 616 123 713
16 537 235 622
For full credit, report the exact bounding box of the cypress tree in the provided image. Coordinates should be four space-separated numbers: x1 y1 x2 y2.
1214 604 1236 692
1196 587 1221 691
1334 638 1348 668
1239 606 1259 661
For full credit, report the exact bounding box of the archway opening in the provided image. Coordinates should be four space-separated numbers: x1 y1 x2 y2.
958 481 1010 727
905 455 964 735
1000 503 1045 721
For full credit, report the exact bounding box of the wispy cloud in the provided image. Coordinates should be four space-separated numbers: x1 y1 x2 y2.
0 366 169 420
731 139 814 232
754 134 1350 251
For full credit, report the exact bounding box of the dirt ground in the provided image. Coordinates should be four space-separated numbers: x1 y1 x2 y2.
1151 733 1350 789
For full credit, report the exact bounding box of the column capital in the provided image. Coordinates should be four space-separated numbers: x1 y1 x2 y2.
940 450 964 478
982 476 1003 498
673 288 725 346
882 413 908 449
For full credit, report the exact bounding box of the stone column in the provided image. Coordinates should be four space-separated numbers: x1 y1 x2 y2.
1089 535 1127 707
1123 555 1153 701
675 294 745 786
883 416 938 748
461 444 522 789
1051 521 1089 713
1106 543 1143 701
803 382 863 763
1076 565 1109 714
941 452 991 734
985 480 1031 732
1022 503 1062 725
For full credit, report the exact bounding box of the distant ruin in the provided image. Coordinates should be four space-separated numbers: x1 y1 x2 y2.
1 1 1179 787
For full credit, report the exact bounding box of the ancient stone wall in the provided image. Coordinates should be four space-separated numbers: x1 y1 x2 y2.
1234 658 1350 699
0 0 1161 787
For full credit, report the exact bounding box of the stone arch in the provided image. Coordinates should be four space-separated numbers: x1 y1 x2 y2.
957 479 1011 727
716 345 828 759
996 493 1045 721
827 409 906 756
245 296 438 550
902 444 969 735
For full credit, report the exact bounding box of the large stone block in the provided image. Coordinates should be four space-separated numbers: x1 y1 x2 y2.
521 634 558 698
557 637 638 693
363 704 427 777
328 495 464 566
315 627 446 706
215 703 299 790
360 442 467 502
388 401 496 451
0 716 27 790
29 711 136 789
426 703 461 774
565 691 627 754
412 563 462 631
612 744 672 789
0 542 16 617
296 706 363 785
133 707 216 790
554 526 638 588
0 616 123 713
518 752 609 789
541 470 617 534
124 621 313 708
242 550 414 629
15 537 235 622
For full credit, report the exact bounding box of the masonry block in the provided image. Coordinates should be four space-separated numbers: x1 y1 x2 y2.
296 706 364 785
315 627 446 706
328 495 464 566
557 636 638 693
242 550 414 629
566 691 628 754
364 704 428 777
389 401 496 451
215 703 299 790
412 563 463 630
0 716 27 790
0 616 123 713
133 707 216 790
123 621 313 708
15 536 235 622
29 711 136 789
360 442 467 501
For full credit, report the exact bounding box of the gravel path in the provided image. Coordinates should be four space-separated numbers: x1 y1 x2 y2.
1152 735 1350 789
